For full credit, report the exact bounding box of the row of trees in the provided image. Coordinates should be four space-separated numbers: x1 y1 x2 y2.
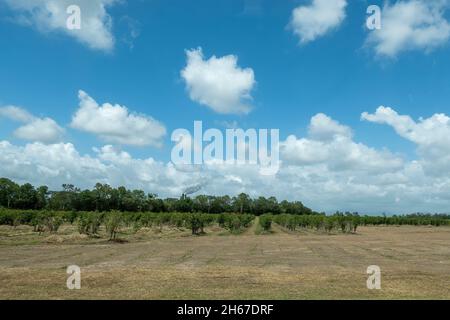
0 209 255 238
260 212 450 233
0 178 315 215
271 213 361 233
1 209 448 241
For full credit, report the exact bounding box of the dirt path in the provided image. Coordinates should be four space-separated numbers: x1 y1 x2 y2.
270 222 288 234
242 216 259 235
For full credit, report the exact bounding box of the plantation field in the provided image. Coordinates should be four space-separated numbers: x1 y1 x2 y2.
0 221 449 299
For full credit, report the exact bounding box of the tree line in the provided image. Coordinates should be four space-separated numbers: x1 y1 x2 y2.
1 178 449 226
0 177 315 215
259 212 450 233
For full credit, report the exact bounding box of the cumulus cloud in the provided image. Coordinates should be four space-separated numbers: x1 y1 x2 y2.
2 111 450 213
0 141 211 197
181 47 256 114
362 106 450 175
70 90 166 147
0 112 445 213
0 141 107 186
0 105 64 143
3 0 119 51
279 112 450 212
0 105 34 122
14 118 64 143
366 0 450 57
281 113 404 173
289 0 347 44
308 113 352 140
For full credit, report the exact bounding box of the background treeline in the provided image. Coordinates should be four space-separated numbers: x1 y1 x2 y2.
0 178 315 215
0 178 449 231
258 212 450 234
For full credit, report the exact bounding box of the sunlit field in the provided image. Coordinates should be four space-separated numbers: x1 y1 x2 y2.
1 214 449 300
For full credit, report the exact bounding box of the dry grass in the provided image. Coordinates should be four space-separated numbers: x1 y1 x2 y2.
0 224 449 299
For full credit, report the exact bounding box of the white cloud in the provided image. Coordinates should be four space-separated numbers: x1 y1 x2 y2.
0 141 110 188
289 0 347 44
281 113 403 173
14 118 64 143
0 105 64 143
361 106 450 151
3 0 118 52
278 112 450 213
0 140 205 196
181 47 256 114
362 106 450 176
366 1 450 57
2 111 450 214
0 105 34 122
70 90 166 147
308 113 352 140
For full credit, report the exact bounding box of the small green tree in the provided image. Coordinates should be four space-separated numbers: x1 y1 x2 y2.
77 212 102 236
187 214 202 235
352 215 360 233
324 218 335 233
259 214 272 232
45 215 63 233
32 212 45 234
105 211 122 241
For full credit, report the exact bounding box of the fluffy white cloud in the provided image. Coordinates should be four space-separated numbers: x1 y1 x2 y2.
0 107 450 214
362 106 450 176
70 90 166 147
14 118 64 143
362 106 450 149
0 105 64 143
181 48 256 114
0 141 209 197
3 111 450 214
308 113 352 140
366 1 450 57
3 0 118 51
289 0 347 43
279 111 450 212
0 105 34 122
0 141 108 186
281 113 404 173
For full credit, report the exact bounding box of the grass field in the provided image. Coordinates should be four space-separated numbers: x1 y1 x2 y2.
0 219 449 299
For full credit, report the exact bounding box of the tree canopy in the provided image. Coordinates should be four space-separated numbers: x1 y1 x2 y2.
0 178 316 215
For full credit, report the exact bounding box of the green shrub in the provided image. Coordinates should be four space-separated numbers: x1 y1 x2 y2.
209 213 255 234
31 212 45 233
0 209 16 226
77 212 103 235
63 211 79 224
105 211 123 240
187 213 202 235
259 214 273 231
42 211 63 233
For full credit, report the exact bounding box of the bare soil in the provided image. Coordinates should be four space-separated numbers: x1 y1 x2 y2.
0 224 449 299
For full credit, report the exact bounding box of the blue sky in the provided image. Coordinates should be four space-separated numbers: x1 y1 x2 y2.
1 0 450 214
